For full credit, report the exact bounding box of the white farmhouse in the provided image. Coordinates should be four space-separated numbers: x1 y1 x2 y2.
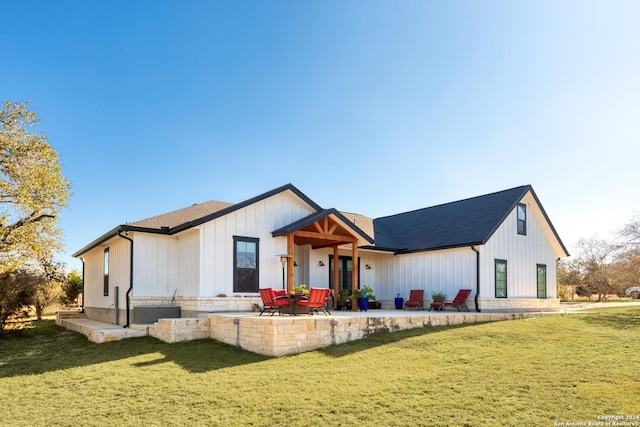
73 184 569 325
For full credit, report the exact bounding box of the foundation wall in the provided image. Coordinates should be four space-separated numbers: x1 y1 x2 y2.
206 311 561 357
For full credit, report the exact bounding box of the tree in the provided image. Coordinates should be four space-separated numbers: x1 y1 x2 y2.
557 259 582 301
0 268 36 337
619 213 640 250
60 269 82 307
0 101 71 335
574 237 620 301
0 101 71 263
30 258 66 320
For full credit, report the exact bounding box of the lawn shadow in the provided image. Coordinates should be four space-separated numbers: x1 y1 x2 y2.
317 322 475 358
0 320 270 377
578 306 640 330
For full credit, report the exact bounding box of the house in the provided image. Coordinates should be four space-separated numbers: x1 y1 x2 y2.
73 184 569 325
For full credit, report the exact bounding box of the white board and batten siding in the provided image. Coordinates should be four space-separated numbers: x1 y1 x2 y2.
373 248 477 300
133 229 199 298
199 191 316 297
83 237 131 310
480 192 559 299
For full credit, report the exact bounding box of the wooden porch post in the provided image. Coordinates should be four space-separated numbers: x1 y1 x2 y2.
351 242 358 311
287 234 295 293
333 245 339 309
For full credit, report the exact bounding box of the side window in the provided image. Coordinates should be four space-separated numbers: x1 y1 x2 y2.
495 259 507 298
103 247 110 296
517 203 526 235
537 264 547 299
233 236 259 293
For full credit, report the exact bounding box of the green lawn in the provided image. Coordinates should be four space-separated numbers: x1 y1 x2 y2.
1 307 639 427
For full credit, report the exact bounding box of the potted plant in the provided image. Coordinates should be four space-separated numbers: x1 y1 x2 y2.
363 285 381 309
292 284 308 295
353 288 368 311
338 289 351 310
431 291 447 303
394 293 404 309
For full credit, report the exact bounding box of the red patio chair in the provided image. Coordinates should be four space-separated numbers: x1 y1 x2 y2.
259 288 290 316
429 289 472 312
297 288 331 315
404 290 424 310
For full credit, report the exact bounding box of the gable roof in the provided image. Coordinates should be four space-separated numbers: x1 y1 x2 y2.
73 184 322 257
272 208 374 245
373 185 568 255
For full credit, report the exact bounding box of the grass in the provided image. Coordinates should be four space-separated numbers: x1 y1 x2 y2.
1 307 639 426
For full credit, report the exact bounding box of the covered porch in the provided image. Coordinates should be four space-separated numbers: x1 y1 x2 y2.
272 209 374 311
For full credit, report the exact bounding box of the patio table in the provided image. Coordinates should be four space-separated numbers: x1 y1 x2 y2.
286 293 307 315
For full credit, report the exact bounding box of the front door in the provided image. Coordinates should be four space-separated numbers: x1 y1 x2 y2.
328 255 360 290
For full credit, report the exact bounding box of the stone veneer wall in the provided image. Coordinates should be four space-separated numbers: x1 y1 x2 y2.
206 312 561 357
149 318 210 343
478 298 560 311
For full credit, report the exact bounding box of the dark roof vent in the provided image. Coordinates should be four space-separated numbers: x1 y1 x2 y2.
160 226 170 231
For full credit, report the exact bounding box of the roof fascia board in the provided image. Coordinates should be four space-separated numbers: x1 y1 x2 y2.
394 242 484 255
72 226 123 257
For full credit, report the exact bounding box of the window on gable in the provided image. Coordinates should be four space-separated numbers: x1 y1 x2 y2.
495 259 507 298
517 203 527 235
103 247 110 296
233 236 259 293
537 264 547 299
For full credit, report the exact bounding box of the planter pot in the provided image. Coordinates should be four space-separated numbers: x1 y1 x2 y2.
358 297 368 311
368 300 381 309
394 297 404 309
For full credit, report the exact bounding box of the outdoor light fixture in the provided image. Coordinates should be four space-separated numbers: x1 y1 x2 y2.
318 260 325 267
277 254 292 290
365 264 372 270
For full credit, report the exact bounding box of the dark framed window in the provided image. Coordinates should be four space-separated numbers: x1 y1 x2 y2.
103 248 110 296
537 264 547 299
233 236 259 293
517 203 527 235
495 259 507 298
328 255 361 290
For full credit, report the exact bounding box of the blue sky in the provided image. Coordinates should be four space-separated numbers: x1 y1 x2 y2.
2 1 639 270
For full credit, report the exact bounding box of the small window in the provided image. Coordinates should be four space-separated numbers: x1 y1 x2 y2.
537 264 547 299
103 248 110 296
495 259 507 298
517 203 526 235
233 236 259 293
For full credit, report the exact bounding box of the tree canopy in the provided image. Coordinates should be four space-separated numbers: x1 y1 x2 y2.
0 101 71 264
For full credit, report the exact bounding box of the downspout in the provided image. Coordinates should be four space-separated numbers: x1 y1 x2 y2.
117 230 134 328
80 258 85 313
471 246 481 312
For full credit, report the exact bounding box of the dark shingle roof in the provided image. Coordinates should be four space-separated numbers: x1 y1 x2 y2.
130 200 234 229
73 184 322 257
373 186 532 252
